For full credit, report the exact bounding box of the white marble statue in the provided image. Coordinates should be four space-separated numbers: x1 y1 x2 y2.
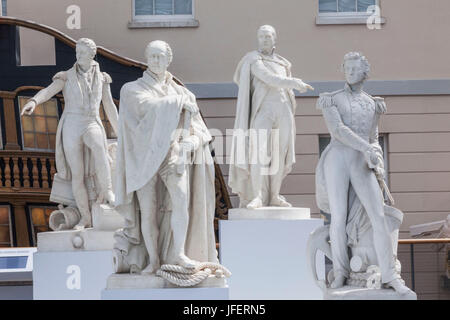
112 41 228 286
21 38 118 230
228 25 314 209
309 52 415 299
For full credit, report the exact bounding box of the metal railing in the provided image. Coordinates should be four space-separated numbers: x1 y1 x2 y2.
398 238 450 291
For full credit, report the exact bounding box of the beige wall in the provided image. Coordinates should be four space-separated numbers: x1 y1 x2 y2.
8 0 450 83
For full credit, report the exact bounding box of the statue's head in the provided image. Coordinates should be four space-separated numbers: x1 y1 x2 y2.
257 25 277 54
342 52 370 85
145 40 173 75
76 38 97 66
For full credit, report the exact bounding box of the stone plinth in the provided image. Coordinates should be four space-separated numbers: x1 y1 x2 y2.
228 207 310 220
324 286 417 300
37 228 115 252
219 207 325 299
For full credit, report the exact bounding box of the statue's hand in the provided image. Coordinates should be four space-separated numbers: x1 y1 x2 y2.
364 146 383 171
181 95 199 115
21 100 37 116
293 78 314 93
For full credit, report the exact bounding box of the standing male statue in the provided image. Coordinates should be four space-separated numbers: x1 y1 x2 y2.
21 38 118 229
229 25 314 209
113 40 219 276
315 52 412 295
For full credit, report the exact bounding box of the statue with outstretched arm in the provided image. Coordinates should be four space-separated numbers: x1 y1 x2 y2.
229 25 314 209
21 38 118 229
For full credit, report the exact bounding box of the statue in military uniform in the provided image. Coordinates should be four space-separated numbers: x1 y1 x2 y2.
314 52 413 296
21 38 118 230
229 25 314 209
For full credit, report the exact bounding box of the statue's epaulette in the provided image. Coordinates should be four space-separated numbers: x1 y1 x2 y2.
316 89 343 110
52 71 67 82
362 92 387 114
102 72 112 84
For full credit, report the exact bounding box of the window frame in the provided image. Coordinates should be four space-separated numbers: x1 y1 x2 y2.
27 205 57 246
1 0 6 16
316 0 385 25
132 0 194 22
18 96 59 152
0 205 13 248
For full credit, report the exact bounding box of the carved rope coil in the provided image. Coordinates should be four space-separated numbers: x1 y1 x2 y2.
156 269 212 287
160 262 232 277
156 262 231 287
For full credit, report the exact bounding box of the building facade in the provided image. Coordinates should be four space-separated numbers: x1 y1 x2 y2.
2 0 450 299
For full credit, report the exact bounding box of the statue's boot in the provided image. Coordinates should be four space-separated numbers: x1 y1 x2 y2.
270 195 292 207
387 278 413 295
141 260 160 275
174 254 198 269
247 196 263 209
74 214 92 230
330 274 346 289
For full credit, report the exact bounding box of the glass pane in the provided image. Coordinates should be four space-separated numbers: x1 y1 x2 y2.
338 0 357 12
357 0 376 12
34 104 45 116
34 116 47 132
0 226 10 243
48 134 56 149
155 0 173 15
36 133 49 149
46 117 58 133
44 208 53 224
22 116 34 131
44 100 58 116
23 133 35 148
135 0 153 15
0 207 9 225
0 257 28 269
32 208 45 226
2 0 7 16
319 0 337 12
174 0 192 14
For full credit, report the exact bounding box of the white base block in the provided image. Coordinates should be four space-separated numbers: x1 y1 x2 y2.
33 250 114 300
229 207 310 220
37 228 115 252
324 286 417 300
102 285 229 300
219 215 325 300
106 273 227 289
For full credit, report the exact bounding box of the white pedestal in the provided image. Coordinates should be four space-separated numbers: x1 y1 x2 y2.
102 286 229 300
228 207 310 220
324 286 417 300
219 207 325 300
33 250 114 300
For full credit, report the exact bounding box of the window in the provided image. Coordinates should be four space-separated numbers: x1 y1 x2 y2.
19 96 59 151
319 0 376 13
0 205 13 247
28 206 55 245
135 0 192 16
1 0 6 16
130 0 198 28
317 0 384 25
